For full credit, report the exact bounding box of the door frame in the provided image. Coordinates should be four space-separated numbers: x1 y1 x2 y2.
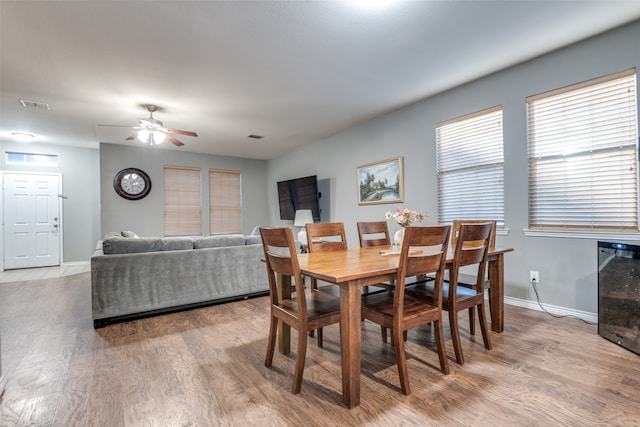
1 171 64 271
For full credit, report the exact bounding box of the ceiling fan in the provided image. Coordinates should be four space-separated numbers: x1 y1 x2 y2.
99 104 198 147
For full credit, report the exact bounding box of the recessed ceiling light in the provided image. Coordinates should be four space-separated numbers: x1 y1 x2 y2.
11 132 36 142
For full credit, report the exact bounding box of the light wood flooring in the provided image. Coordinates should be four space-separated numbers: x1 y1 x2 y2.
1 272 639 426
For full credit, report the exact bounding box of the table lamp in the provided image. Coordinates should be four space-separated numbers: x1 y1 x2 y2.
294 209 314 246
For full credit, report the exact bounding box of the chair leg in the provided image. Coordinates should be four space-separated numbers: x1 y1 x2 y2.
265 316 278 367
469 307 476 335
395 328 411 395
317 327 323 348
381 326 388 343
449 310 465 365
292 328 308 394
434 319 449 375
477 303 492 350
388 328 408 346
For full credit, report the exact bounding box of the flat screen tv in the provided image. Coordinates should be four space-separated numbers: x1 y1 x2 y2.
277 175 321 221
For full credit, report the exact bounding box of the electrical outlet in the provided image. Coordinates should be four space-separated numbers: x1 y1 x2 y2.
530 270 540 284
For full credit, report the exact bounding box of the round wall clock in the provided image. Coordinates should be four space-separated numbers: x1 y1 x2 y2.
113 168 152 200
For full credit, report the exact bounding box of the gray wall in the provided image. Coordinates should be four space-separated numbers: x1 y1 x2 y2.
99 143 269 237
267 20 640 315
0 141 101 263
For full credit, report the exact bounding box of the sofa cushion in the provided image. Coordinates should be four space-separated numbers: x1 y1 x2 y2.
103 231 123 240
194 234 245 249
103 236 194 254
121 230 140 238
244 235 262 245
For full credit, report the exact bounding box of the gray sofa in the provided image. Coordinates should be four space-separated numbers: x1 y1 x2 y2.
91 231 268 328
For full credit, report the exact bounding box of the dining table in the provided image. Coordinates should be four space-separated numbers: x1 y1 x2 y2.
275 244 514 408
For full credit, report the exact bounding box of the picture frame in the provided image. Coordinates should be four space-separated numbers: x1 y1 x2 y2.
357 157 404 205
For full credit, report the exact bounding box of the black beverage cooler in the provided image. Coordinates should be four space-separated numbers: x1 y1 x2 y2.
598 241 640 356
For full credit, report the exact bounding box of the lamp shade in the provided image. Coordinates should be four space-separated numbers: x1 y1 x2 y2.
294 209 314 226
294 209 313 246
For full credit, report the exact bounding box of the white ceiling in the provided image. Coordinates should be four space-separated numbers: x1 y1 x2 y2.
2 1 640 160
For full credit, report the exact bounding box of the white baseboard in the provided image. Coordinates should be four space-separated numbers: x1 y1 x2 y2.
504 295 598 324
62 260 90 267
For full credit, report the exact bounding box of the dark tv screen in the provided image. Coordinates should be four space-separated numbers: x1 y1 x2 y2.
277 175 320 221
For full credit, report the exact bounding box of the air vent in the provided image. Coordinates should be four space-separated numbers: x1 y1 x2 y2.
19 99 50 110
248 134 264 139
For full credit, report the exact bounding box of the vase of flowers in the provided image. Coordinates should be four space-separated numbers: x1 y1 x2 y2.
385 208 428 249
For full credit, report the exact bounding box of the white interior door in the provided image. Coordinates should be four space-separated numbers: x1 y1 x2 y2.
3 173 61 270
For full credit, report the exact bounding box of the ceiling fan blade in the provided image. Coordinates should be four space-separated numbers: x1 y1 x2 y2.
125 134 138 141
167 128 198 137
166 134 185 147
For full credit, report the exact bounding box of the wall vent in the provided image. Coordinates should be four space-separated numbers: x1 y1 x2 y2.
19 99 50 110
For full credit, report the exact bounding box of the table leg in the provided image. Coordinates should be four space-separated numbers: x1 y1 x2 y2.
277 273 291 354
488 253 504 333
339 281 362 408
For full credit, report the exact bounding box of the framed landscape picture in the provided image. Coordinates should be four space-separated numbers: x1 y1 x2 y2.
357 157 404 205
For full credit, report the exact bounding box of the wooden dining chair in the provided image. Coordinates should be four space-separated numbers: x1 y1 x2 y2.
356 221 395 293
259 226 341 394
407 222 493 365
451 219 496 334
451 219 496 251
357 221 391 248
305 222 348 292
306 222 348 253
305 222 347 344
361 225 451 395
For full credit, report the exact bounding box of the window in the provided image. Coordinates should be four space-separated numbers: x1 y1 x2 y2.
209 169 241 234
527 69 638 232
164 166 201 236
436 106 505 226
6 152 58 166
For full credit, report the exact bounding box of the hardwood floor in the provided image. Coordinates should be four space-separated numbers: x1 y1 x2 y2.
1 272 639 426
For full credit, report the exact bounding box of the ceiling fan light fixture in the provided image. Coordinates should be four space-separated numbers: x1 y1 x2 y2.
152 131 165 144
107 104 195 147
137 129 150 143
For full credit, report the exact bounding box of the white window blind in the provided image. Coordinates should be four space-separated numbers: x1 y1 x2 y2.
436 106 505 226
527 69 638 232
164 166 202 236
209 169 242 234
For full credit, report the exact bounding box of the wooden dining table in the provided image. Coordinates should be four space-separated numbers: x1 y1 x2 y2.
276 245 513 408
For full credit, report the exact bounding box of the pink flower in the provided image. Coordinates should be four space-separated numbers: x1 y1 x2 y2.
385 208 428 227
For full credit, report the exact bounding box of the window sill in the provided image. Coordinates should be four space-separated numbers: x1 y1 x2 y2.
523 229 640 242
